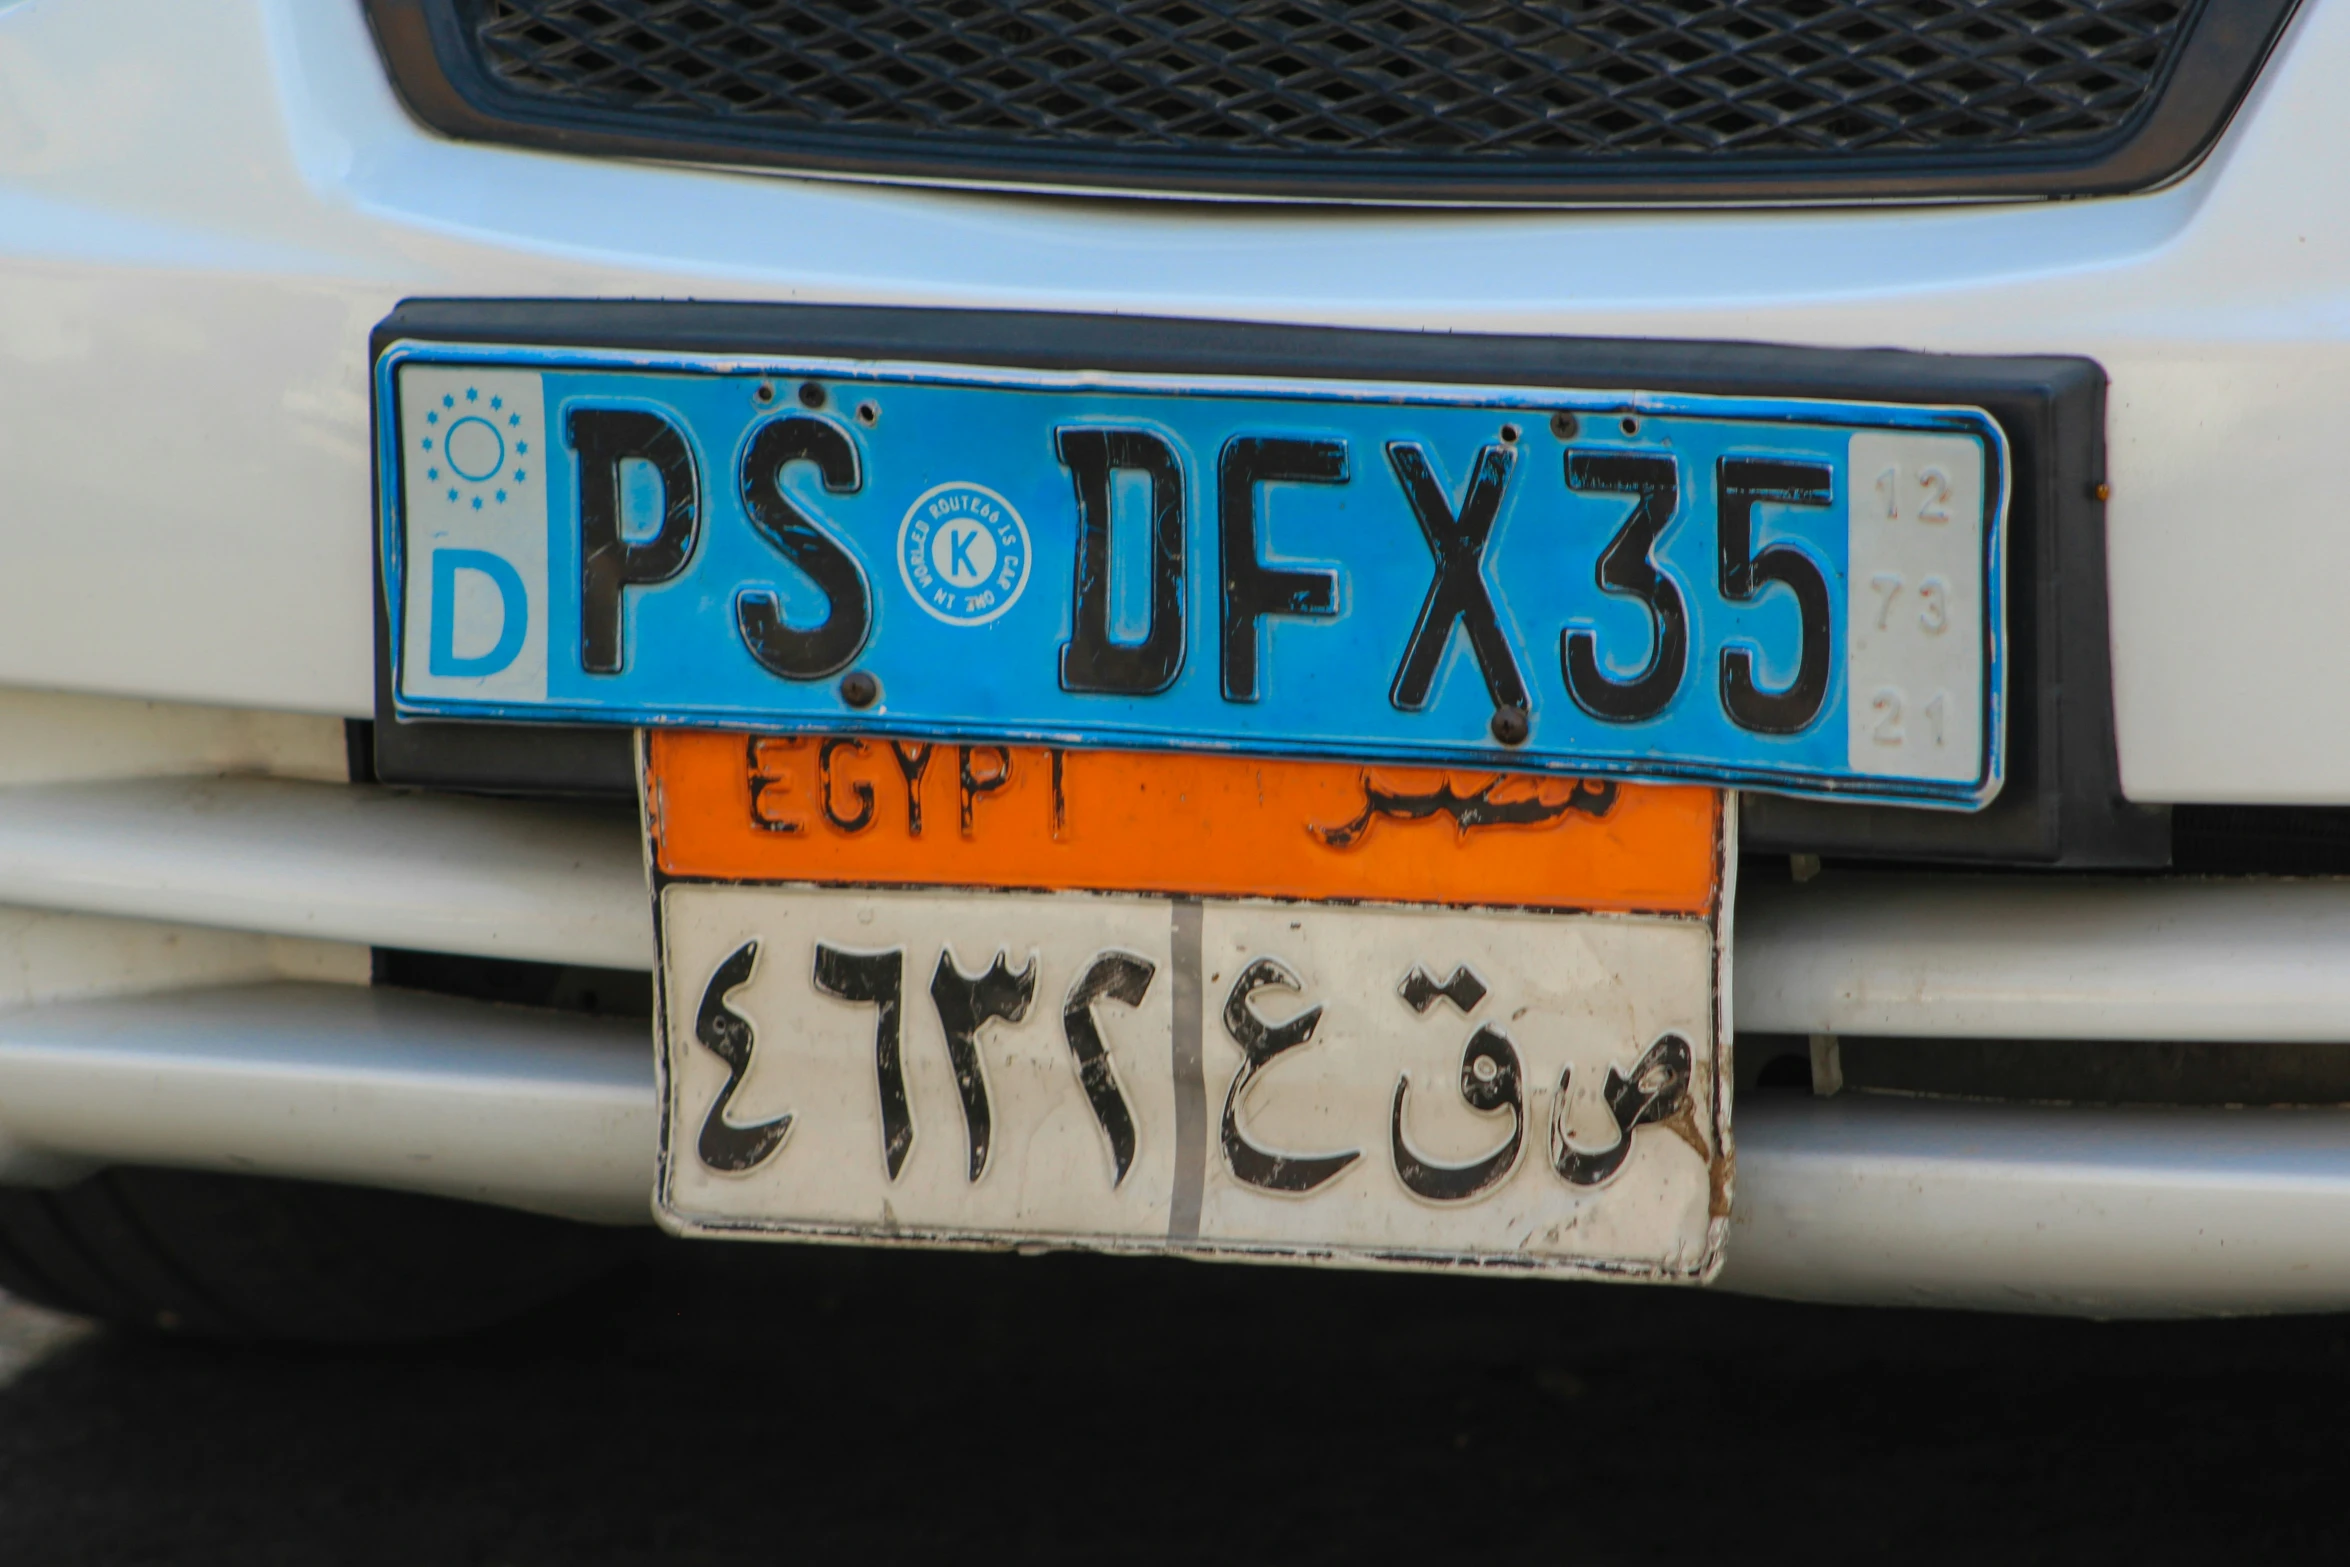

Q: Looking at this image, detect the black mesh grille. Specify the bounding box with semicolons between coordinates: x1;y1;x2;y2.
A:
467;0;2198;164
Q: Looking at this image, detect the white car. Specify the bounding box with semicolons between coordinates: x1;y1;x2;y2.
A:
0;0;2334;1337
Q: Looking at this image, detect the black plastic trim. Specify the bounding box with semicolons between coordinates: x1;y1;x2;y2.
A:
1743;1032;2350;1108
370;299;2164;868
357;0;2302;206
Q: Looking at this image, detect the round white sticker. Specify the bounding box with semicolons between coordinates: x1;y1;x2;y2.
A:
896;481;1032;627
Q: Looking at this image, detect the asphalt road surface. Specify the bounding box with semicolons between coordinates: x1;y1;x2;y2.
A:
0;1239;2344;1564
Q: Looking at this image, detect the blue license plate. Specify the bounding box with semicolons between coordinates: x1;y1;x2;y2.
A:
377;341;2006;807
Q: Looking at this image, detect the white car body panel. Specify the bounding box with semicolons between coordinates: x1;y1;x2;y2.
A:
0;0;2341;800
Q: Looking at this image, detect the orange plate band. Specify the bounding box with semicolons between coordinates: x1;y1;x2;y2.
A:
647;730;1719;917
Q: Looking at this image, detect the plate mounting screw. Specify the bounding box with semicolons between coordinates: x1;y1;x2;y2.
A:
839;670;880;709
798;381;826;409
1490;705;1531;746
1550;412;1578;440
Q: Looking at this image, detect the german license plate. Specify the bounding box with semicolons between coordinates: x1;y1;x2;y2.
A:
378;342;2006;807
645;732;1732;1280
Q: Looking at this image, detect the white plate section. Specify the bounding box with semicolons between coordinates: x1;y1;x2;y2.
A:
396;366;552;705
654;884;1726;1281
1844;430;1989;784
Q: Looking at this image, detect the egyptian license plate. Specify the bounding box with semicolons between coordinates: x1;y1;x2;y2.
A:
645;731;1732;1279
378;342;2006;807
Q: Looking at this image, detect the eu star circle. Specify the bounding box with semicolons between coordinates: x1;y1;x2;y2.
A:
415;384;531;513
444;416;504;481
897;481;1031;627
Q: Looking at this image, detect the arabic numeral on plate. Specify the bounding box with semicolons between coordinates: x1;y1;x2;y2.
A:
1918;575;1949;634
1916;465;1954;523
1866;571;1950;638
690;940;794;1174
1923;690;1946;747
1874;462;1954;524
1061;951;1156;1188
811;944;913;1179
928;947;1039;1183
1870;686;1905;746
1560;452;1687;723
1716;457;1833;736
1870;571;1903;630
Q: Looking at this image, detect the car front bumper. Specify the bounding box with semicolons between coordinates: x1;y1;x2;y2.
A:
7;0;2350;1314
